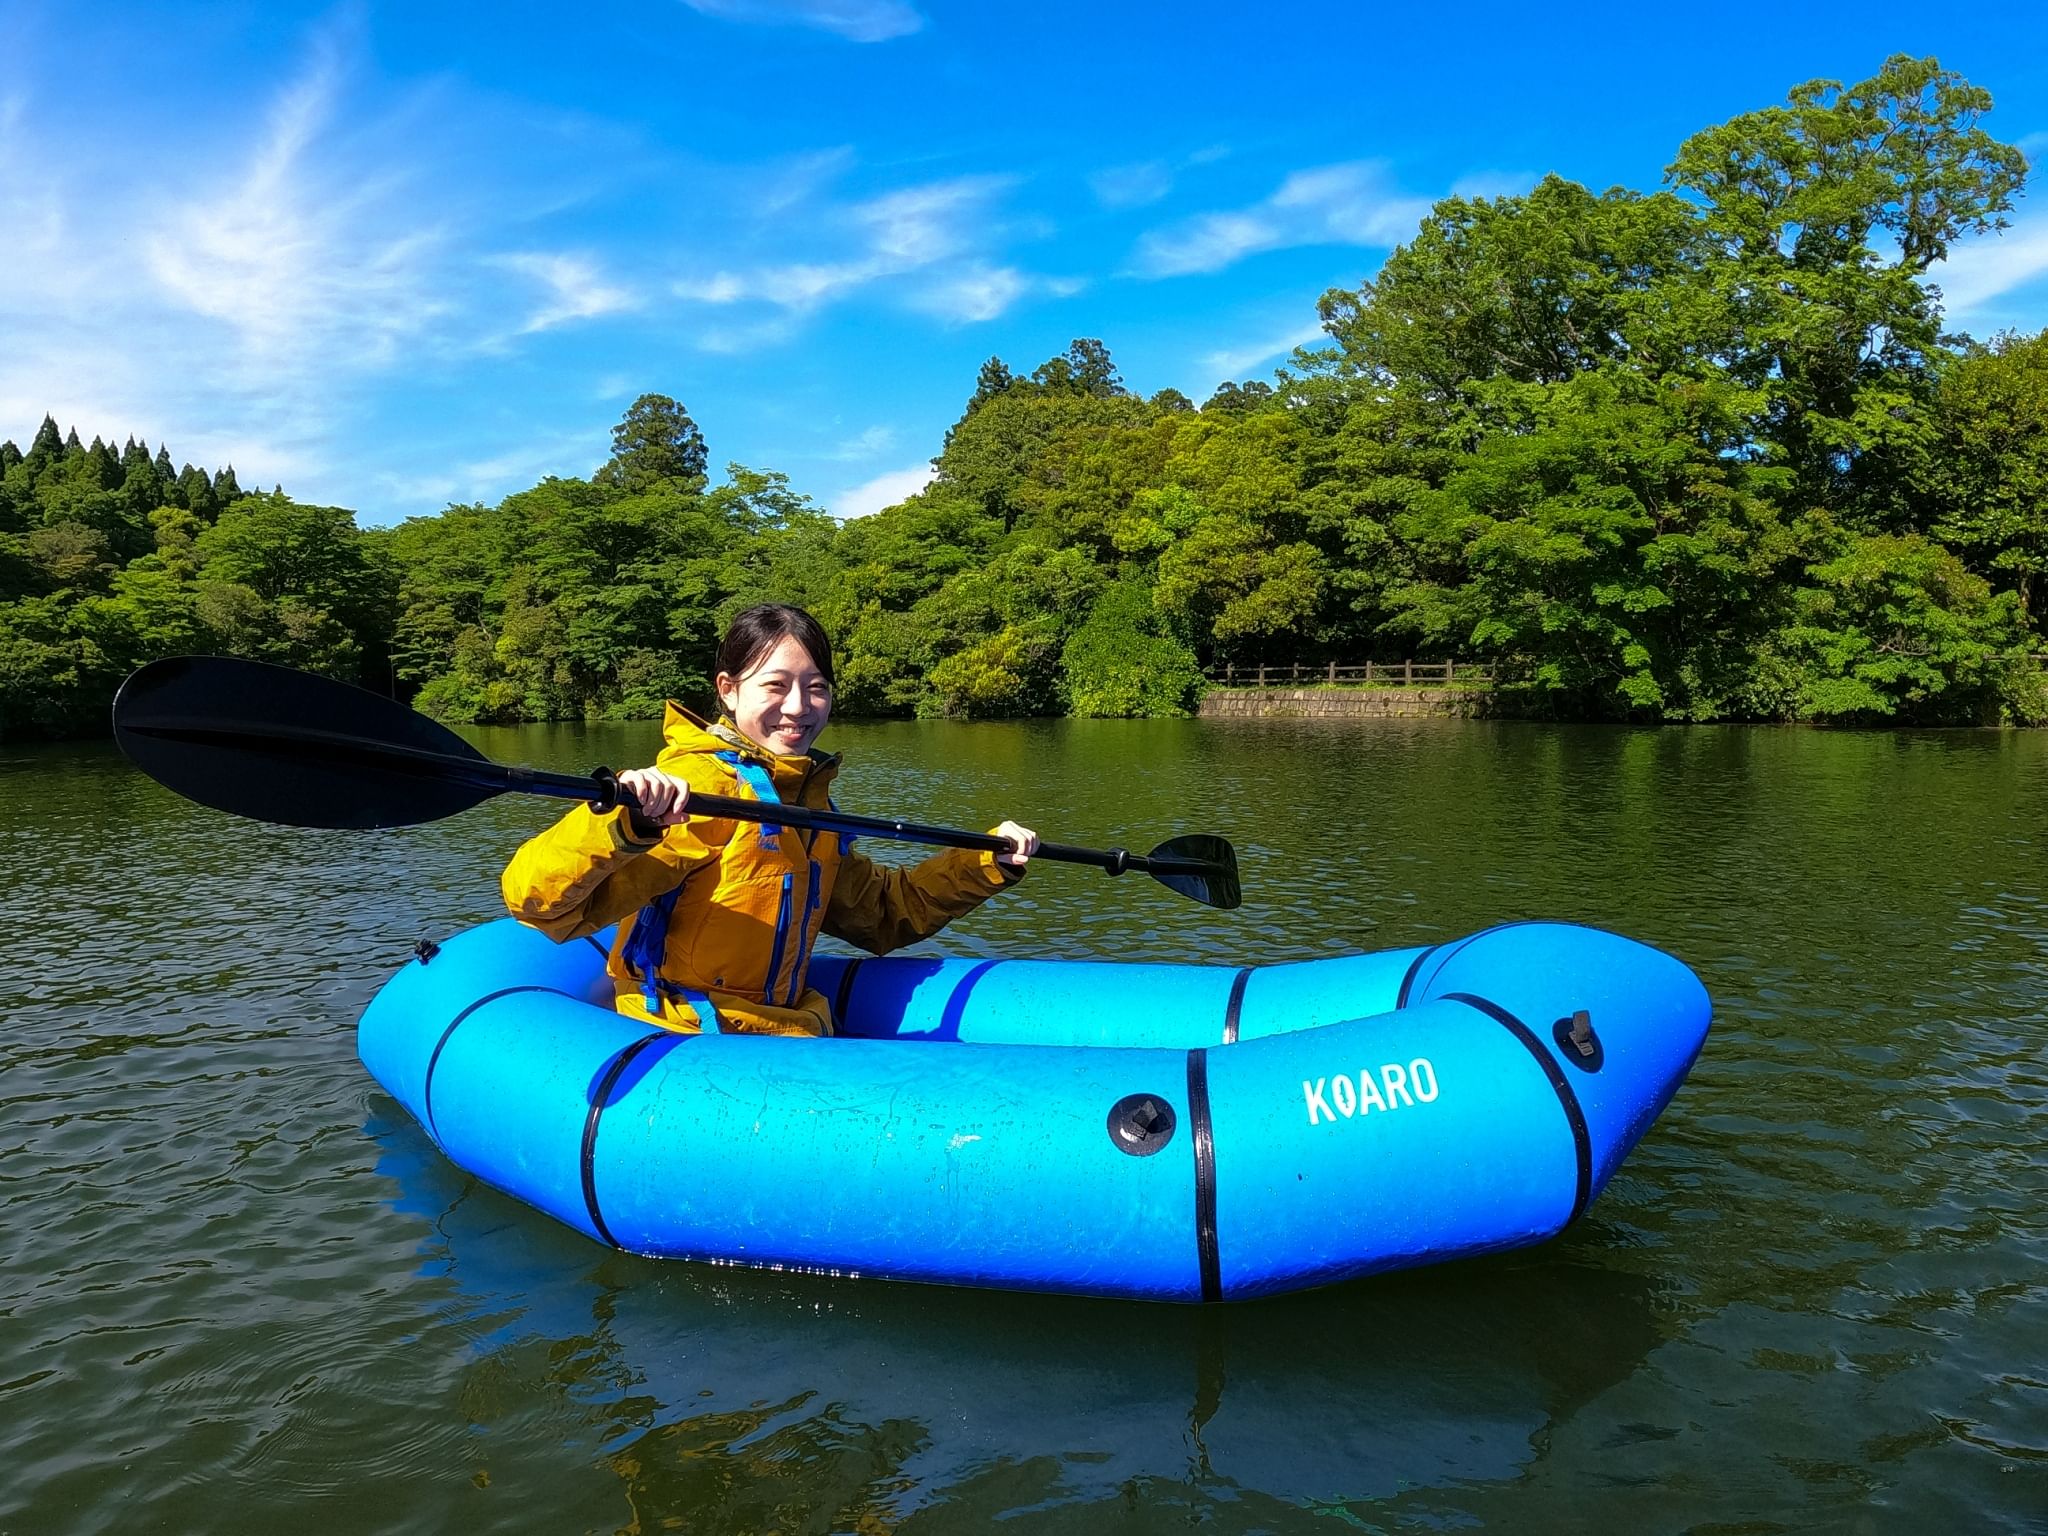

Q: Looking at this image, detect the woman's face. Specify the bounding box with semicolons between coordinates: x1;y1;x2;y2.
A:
717;633;833;757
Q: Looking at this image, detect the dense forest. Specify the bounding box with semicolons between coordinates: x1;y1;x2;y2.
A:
5;55;2046;740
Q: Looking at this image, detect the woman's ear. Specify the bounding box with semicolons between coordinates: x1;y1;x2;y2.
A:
714;672;737;714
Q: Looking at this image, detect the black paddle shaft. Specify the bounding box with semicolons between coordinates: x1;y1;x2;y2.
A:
585;770;1216;881
111;656;1241;907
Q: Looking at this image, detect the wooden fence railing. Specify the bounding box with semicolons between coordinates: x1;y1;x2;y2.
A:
1210;655;2048;689
1205;660;1495;688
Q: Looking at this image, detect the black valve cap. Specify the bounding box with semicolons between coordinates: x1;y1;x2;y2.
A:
1107;1093;1178;1156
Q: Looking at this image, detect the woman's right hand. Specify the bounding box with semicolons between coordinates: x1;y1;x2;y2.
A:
616;767;691;833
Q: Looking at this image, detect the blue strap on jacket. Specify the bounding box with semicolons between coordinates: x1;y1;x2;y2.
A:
717;751;781;847
620;886;720;1033
618;750;785;1035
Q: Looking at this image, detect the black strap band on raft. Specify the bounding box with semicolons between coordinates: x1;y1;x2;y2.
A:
1444;992;1594;1225
1222;968;1252;1045
580;1033;675;1249
421;986;567;1151
833;959;865;1030
1185;1048;1223;1303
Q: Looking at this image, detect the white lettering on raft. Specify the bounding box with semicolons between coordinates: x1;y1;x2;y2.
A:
1302;1059;1440;1125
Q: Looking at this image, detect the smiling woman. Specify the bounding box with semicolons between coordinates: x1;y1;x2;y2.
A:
500;602;1041;1036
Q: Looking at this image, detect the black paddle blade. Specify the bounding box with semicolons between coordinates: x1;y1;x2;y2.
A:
1145;834;1242;911
113;656;501;830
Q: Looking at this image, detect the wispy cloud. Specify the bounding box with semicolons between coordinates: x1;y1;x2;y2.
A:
903;262;1031;323
679;0;923;42
0;27;639;512
673;173;1058;325
1928;212;2048;325
370;429;601;516
1087;145;1234;211
831;462;933;519
492;252;638;334
1133;159;1460;277
0;34;477;501
143;40;449;372
1198;321;1328;384
826;424;898;460
1090;161;1174;209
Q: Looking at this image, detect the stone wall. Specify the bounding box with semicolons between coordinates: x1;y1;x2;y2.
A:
1198;687;1489;719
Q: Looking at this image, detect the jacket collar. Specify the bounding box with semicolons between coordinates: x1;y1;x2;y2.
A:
660;701;842;795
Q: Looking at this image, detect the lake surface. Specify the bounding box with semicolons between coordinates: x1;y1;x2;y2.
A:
3;716;2044;1533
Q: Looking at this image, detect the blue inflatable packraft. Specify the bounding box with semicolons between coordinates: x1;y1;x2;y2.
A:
357;919;1710;1301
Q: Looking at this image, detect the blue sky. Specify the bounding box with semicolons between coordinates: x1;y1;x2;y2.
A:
4;1;2047;526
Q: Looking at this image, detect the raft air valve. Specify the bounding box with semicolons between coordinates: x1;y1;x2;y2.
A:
1553;1009;1603;1071
1106;1093;1178;1155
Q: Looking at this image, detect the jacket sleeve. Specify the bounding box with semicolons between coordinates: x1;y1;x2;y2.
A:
501;778;736;943
821;839;1023;957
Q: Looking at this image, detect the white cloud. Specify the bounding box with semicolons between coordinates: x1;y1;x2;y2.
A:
1090;161;1174;209
679;0;923;42
675;271;751;304
904;262;1030;323
1089;146;1238;211
1926;212;2048;326
1198;321;1329;384
1133;159;1446;277
0;39;468;500
0;27;687;511
0;25;712;519
492;252;637;333
367;429;600;521
827;424;897;460
831;463;934;520
143;42;449;372
671;173;1051;326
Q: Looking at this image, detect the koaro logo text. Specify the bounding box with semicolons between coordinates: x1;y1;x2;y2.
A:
1302;1060;1439;1125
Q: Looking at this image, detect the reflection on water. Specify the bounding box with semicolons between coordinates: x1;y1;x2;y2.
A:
2;719;2045;1532
370;1099;1669;1529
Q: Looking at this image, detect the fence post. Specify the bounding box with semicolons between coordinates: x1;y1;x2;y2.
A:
1256;664;1267;687
1225;662;1234;684
1327;659;1337;684
1365;660;1374;684
1403;658;1413;686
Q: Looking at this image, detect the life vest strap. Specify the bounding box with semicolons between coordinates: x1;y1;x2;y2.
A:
717;750;782;847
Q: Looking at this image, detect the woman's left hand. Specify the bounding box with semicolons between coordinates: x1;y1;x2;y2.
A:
993;821;1039;868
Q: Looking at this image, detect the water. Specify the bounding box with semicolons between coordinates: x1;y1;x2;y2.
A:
3;718;2044;1532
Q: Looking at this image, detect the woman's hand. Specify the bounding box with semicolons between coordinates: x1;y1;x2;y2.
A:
617;767;691;834
993;820;1039;868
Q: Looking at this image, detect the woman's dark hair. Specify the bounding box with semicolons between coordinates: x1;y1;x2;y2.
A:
715;603;835;689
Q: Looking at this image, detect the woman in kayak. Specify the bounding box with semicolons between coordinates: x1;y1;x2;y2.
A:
502;603;1038;1036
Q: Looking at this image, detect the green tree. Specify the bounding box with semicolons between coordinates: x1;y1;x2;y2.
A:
599;394;709;493
1914;330;2048;630
1760;526;2039;722
1666;54;2026;512
1061;580;1205;717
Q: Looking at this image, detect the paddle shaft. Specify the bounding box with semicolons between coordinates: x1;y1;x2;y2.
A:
120;712;1211;879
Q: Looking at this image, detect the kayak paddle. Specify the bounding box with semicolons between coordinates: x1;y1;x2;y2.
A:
111;656;1242;910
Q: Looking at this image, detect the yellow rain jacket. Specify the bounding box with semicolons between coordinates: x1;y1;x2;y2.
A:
501;704;1023;1036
